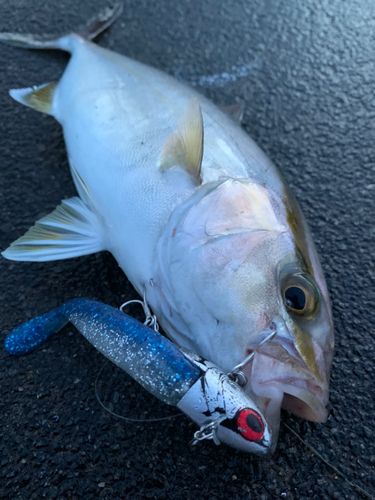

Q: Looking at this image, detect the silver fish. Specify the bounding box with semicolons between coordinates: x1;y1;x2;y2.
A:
0;4;334;450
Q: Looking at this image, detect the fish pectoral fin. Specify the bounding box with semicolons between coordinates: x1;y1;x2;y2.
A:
220;100;245;125
159;97;203;185
9;82;58;115
2;197;106;262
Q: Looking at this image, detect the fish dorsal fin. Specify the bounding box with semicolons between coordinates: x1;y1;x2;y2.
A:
9;82;58;115
1;197;106;262
220;100;245;125
159;98;204;185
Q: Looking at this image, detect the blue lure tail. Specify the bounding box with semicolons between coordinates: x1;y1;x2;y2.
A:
5;299;200;405
5;307;69;355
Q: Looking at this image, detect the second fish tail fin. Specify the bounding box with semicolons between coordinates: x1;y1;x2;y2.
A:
0;2;123;53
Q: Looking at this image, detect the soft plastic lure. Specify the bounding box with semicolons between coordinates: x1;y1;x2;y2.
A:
5;299;271;454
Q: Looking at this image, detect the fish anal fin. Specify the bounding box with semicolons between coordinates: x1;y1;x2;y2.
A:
9;82;58;115
2;197;106;262
159;98;203;185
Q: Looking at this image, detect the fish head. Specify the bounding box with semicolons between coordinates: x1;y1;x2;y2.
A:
241;257;334;448
155;178;334;448
177;350;272;454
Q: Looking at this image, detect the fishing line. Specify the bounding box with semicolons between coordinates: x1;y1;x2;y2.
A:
94;360;182;423
95;296;181;422
283;422;374;500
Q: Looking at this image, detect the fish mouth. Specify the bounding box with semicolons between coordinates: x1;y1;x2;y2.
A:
256;374;328;421
243;333;329;446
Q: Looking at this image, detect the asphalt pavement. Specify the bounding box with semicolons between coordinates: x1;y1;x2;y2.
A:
0;1;374;499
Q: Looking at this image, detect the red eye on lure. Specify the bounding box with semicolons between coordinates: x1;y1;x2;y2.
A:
236;408;264;441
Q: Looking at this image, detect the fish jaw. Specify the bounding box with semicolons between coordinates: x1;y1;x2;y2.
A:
242;319;331;445
249;348;328;420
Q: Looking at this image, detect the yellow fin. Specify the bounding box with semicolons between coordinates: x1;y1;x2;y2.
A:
1;197;105;262
159;98;204;184
9;82;58;115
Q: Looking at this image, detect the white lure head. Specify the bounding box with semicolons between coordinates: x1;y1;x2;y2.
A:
177;349;271;454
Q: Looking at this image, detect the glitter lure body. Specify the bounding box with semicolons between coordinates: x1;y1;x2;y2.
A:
5;299;271;454
5;299;200;405
1;5;334;450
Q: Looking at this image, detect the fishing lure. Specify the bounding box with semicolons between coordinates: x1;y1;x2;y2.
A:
5;299;272;454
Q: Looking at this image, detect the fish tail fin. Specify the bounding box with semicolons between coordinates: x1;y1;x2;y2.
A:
0;2;123;53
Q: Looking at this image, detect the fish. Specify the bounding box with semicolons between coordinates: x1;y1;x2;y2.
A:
0;4;334;450
4;298;272;454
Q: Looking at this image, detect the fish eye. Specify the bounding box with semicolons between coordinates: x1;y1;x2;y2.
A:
236;408;264;441
282;273;319;317
285;286;306;311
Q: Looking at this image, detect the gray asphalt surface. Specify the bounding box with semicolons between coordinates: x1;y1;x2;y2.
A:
0;1;374;499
